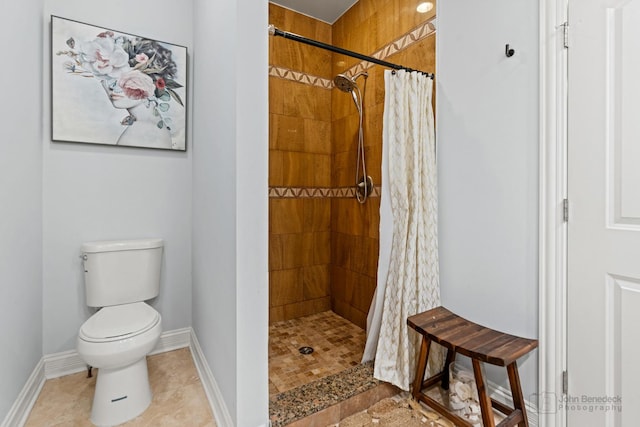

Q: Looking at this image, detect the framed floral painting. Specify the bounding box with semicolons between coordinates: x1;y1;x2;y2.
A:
51;16;188;151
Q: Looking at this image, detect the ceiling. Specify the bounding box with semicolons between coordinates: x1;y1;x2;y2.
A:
269;0;359;24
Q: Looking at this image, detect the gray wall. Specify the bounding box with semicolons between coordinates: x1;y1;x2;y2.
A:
0;0;44;417
192;0;269;425
437;0;539;398
42;0;194;354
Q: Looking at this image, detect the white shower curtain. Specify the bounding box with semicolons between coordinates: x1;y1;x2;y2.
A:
362;70;442;391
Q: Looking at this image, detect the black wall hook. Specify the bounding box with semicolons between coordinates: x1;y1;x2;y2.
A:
505;44;515;57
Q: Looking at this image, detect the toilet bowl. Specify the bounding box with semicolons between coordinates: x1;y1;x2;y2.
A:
77;238;164;426
77;302;162;426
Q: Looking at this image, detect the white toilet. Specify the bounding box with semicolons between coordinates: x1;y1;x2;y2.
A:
77;238;163;427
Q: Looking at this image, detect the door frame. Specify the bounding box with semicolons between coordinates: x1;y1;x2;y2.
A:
539;0;569;426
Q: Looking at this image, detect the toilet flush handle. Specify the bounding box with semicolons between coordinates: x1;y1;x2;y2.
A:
80;254;88;272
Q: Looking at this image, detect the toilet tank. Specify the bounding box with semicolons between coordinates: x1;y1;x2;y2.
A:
81;238;163;307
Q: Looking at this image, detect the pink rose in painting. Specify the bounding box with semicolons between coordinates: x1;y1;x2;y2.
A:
155;77;166;90
79;37;130;79
117;70;155;100
135;53;149;63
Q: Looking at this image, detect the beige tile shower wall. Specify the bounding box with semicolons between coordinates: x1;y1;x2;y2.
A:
330;0;436;328
269;4;333;323
268;1;436;326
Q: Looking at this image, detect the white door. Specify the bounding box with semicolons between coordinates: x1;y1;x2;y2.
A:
568;0;640;425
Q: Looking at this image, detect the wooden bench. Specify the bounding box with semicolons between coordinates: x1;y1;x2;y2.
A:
407;306;538;427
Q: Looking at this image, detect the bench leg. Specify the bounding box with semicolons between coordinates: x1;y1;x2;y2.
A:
472;359;495;427
412;336;431;398
441;348;456;390
507;362;529;427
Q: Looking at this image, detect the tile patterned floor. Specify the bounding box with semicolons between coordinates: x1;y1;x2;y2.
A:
27;312;437;426
335;391;508;427
25;348;216;427
269;310;367;396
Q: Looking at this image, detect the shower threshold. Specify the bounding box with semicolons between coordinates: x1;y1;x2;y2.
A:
269;361;399;427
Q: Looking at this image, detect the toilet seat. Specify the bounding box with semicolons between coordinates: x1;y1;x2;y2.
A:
79;302;160;343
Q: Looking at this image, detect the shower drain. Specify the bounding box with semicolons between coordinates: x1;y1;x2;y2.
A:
298;346;314;355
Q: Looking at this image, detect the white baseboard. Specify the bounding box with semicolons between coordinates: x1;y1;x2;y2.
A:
0;359;45;427
43;350;86;379
44;327;191;379
2;328;193;427
189;329;233;427
489;380;539;427
149;327;191;356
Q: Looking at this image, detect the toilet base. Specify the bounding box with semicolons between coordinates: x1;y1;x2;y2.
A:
91;357;152;426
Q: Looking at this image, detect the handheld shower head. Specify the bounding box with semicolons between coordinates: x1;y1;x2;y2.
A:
333;72;371;203
334;71;368;113
334;74;356;93
333;72;369;93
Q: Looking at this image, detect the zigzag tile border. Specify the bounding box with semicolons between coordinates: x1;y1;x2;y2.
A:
269;186;381;199
346;18;436;78
269;66;333;89
269;17;436;87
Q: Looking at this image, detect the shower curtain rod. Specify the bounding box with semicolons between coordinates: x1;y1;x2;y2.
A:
268;25;434;79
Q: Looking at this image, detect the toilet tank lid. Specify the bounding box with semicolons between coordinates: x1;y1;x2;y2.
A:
82;238;164;253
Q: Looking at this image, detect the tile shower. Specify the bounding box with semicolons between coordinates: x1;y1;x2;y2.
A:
268;0;436;421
